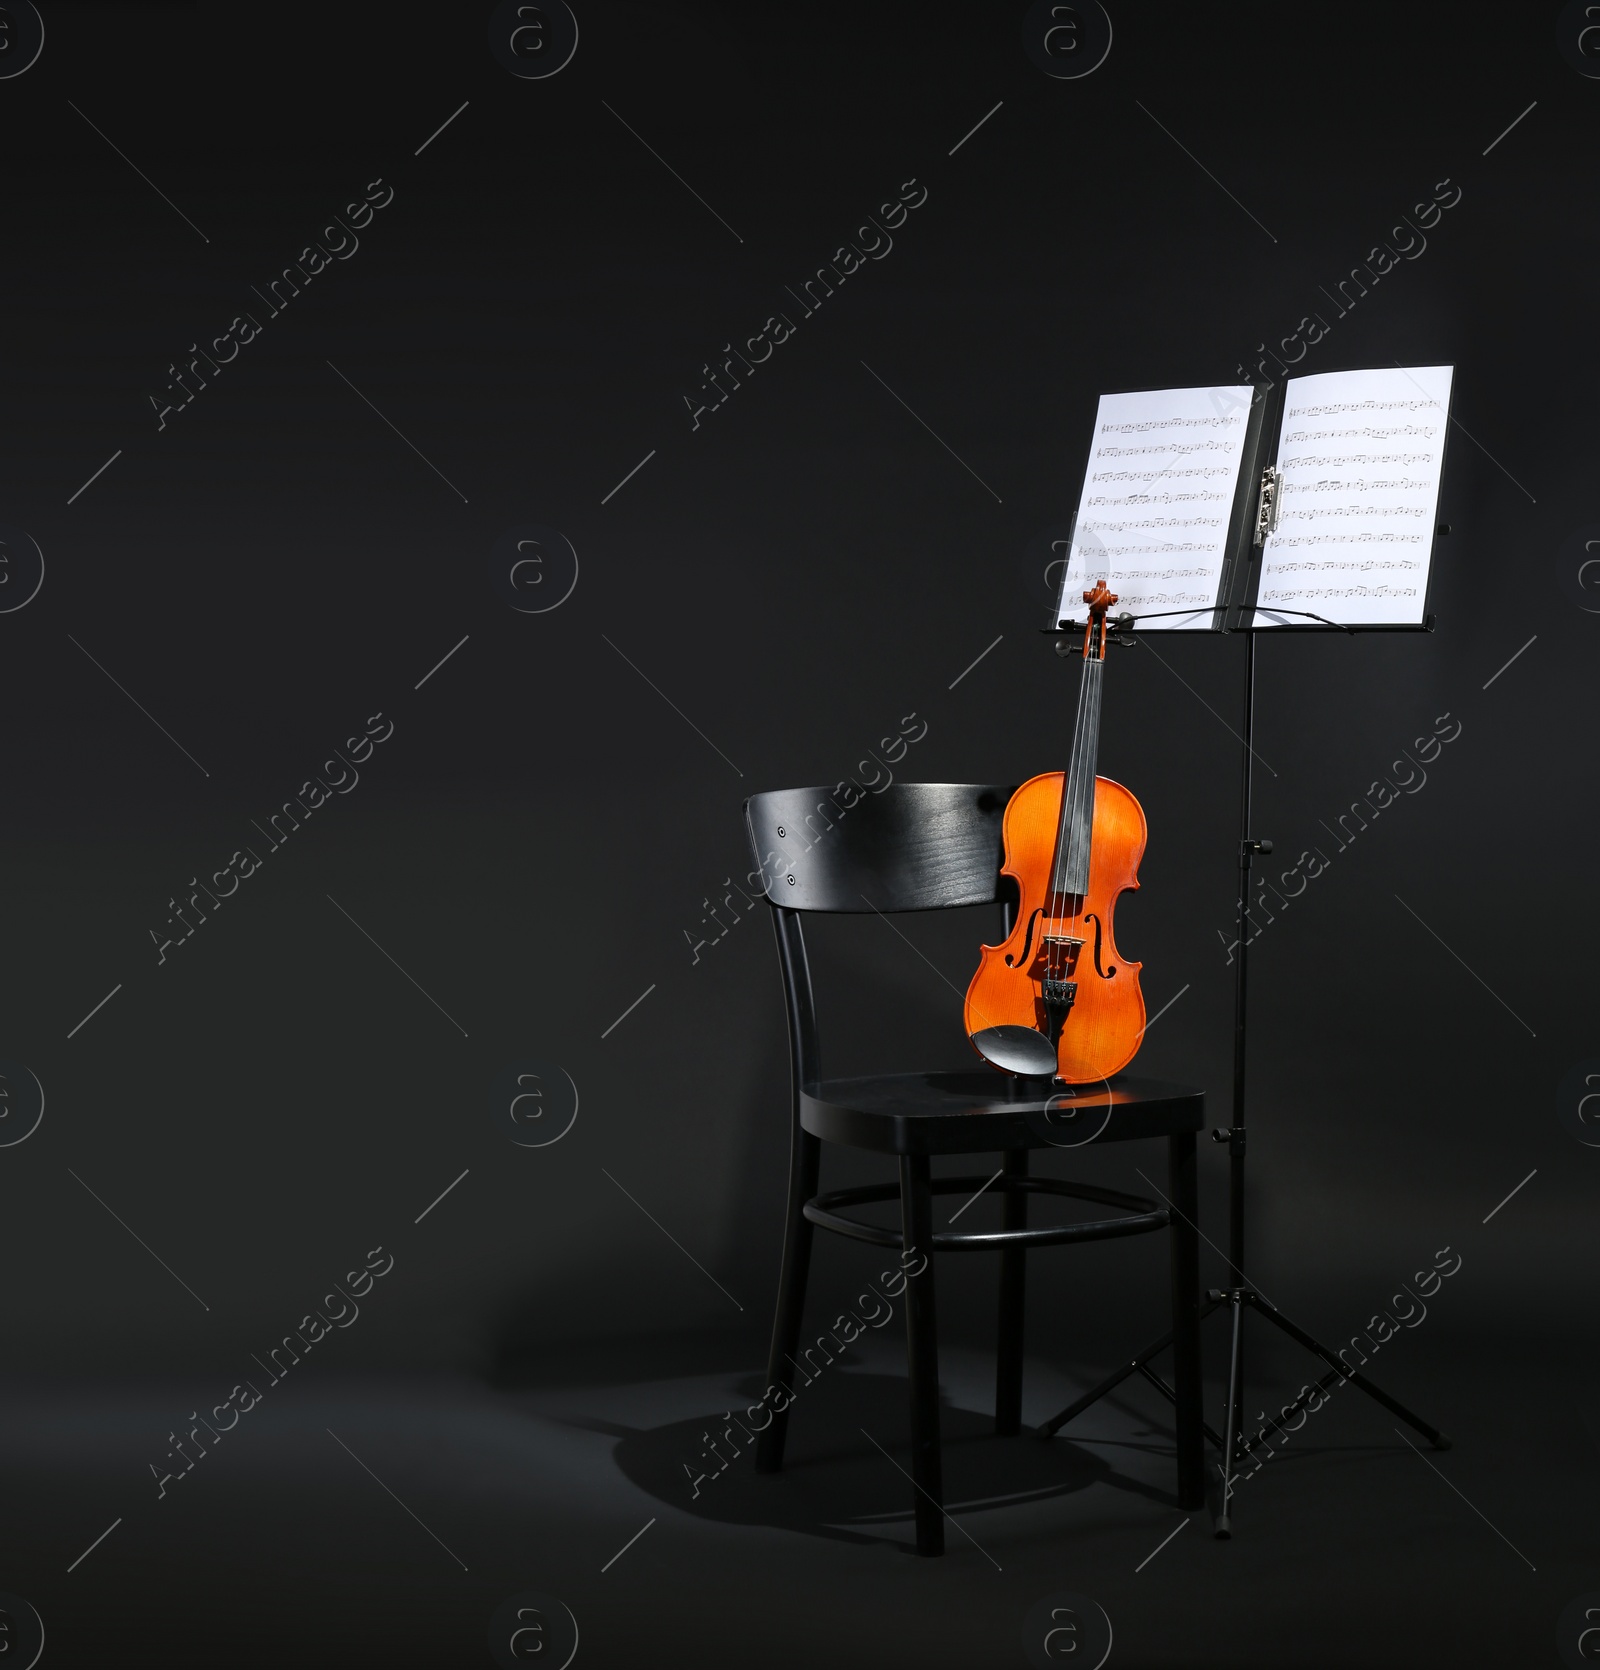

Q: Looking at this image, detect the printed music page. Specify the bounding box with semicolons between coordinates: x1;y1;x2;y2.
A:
1058;384;1254;631
1254;364;1453;627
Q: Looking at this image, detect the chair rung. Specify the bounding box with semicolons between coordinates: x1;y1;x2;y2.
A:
803;1175;1169;1252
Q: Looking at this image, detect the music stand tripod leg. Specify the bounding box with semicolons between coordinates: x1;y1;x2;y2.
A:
1242;1292;1451;1449
1214;1292;1244;1538
1033;1329;1173;1439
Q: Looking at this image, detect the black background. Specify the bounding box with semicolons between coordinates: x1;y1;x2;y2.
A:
3;2;1597;1665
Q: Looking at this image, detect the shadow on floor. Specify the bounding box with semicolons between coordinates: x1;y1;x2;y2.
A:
553;1363;1183;1550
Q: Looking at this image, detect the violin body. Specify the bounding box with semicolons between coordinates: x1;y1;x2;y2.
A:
964;768;1146;1084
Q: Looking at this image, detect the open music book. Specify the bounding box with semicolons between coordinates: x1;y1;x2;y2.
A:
1056;365;1454;631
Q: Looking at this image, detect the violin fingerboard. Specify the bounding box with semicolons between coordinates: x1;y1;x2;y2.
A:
1054;778;1096;896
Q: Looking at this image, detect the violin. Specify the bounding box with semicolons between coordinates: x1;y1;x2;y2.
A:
964;580;1146;1084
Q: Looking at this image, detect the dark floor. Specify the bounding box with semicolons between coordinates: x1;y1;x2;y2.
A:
5;1324;1591;1667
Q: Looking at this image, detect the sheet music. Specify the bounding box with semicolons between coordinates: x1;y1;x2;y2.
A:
1254;365;1452;627
1058;384;1254;631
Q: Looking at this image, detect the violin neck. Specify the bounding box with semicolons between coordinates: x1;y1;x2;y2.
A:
1050;650;1104;898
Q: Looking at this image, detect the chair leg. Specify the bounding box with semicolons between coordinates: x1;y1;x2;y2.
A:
756;1129;821;1474
1168;1131;1204;1510
994;1148;1028;1435
899;1153;944;1555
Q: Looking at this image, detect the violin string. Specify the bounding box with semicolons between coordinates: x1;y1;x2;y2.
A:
1050;632;1093;931
1055;661;1088;955
1064;660;1086;909
1075;657;1102;901
1078;641;1106;890
1049;639;1086;907
1073;646;1102;899
1057;628;1100;935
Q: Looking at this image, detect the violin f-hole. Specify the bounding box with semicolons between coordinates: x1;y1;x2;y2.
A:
1085;911;1116;978
1006;907;1043;968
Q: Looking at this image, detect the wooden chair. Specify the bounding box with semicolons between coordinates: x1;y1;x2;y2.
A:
745;781;1205;1555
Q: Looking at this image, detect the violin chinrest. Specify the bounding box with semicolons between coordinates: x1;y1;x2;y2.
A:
969;1024;1060;1077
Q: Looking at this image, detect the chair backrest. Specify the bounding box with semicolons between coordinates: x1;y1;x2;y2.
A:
743;783;1014;1091
744;782;1013;913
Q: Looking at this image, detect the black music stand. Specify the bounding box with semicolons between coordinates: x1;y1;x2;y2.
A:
1035;365;1456;1529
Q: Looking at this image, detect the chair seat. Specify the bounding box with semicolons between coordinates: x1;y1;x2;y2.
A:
799;1070;1204;1155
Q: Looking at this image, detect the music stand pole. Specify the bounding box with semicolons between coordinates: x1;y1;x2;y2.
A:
1213;626;1259;1532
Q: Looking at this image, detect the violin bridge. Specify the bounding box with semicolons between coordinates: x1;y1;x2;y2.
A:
1035;926;1083;1051
1031;932;1084;980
